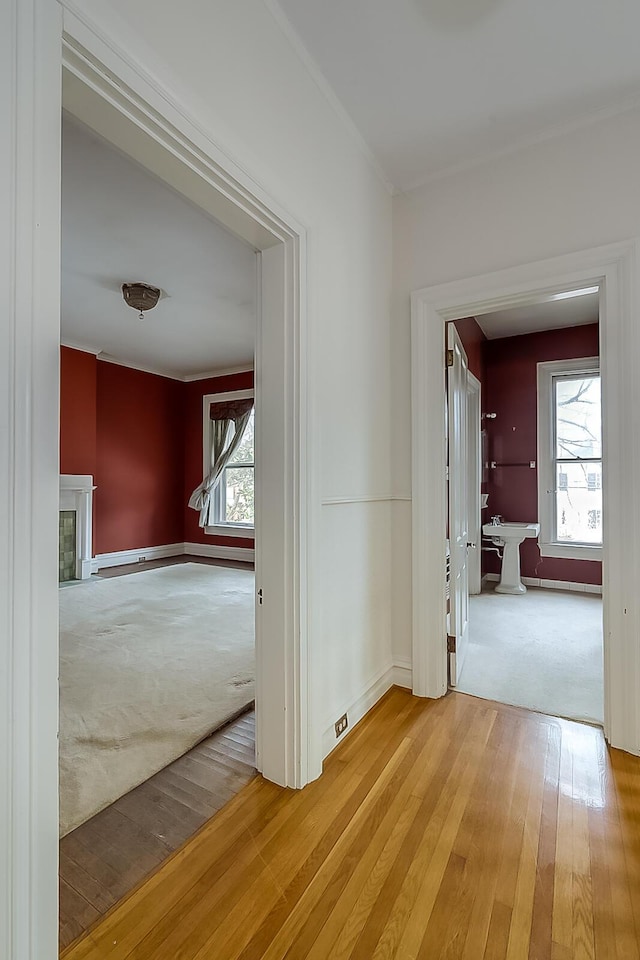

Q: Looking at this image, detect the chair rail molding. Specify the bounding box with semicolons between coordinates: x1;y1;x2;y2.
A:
411;240;640;759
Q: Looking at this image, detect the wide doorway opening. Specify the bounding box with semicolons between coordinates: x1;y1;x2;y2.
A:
446;288;604;725
57;42;308;952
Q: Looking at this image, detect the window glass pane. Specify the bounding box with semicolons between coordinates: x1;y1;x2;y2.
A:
555;375;601;459
556;462;602;544
224;466;254;524
228;408;254;464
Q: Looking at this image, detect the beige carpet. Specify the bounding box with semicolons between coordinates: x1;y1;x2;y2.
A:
457;586;603;724
59;562;254;836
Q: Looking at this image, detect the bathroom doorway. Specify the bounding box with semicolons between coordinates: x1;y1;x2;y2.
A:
446;288;604;725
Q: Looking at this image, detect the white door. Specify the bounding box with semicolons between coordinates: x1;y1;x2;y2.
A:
447;324;470;685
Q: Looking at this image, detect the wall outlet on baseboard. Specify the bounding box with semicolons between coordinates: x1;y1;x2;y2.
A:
335;713;348;738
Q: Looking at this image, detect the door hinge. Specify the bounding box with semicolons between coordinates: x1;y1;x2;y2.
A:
446;349;454;368
447;635;456;654
257;588;263;606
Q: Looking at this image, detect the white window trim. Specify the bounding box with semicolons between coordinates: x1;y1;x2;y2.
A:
201;387;255;536
537;357;602;561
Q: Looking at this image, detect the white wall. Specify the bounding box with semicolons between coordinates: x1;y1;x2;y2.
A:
392;105;640;663
71;0;394;748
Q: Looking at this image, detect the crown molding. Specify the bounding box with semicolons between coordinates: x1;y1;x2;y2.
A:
61;341;253;382
182;363;254;381
60;338;102;355
400;95;640;196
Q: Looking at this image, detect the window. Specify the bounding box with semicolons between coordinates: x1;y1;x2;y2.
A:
537;358;602;560
201;388;255;535
215;407;254;527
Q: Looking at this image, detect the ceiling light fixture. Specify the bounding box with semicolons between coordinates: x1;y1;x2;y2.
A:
550;285;599;302
122;282;161;321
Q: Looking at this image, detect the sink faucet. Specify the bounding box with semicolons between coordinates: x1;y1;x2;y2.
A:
490;515;503;525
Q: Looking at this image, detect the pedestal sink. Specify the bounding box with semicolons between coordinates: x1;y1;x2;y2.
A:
482;521;541;595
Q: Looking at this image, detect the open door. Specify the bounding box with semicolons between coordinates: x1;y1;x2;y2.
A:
447;323;470;685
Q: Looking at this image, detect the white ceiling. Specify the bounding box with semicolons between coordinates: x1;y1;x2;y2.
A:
476;291;599;340
61;116;257;379
274;0;640;191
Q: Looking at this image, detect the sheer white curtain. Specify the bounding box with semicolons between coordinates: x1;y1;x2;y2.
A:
188;398;253;527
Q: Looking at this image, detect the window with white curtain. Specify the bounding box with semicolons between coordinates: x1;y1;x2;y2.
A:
214;406;254;527
201;388;255;535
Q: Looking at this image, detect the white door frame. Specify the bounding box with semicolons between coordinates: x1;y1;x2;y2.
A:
411;240;640;758
466;372;482;596
2;4;313;957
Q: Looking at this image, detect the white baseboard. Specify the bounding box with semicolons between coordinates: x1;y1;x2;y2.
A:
391;657;413;689
483;572;602;595
322;659;413;760
185;541;255;564
94;542;184;571
94;540;255;572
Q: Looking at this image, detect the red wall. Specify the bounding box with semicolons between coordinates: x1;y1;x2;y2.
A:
60;347;254;556
60;347;97;477
483;324;601;585
183;371;254;549
453;317;486;383
95;363;184;554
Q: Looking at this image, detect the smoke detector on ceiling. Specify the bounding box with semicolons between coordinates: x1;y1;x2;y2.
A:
121;282;162;321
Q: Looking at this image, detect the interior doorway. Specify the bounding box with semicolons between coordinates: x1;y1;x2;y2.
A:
57;108;266;948
410;240;640;767
9;20;315;958
446;292;604;725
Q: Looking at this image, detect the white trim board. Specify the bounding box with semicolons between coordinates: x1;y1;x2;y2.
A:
185;542;255;564
92;541;256;572
61;339;255;383
483;573;602;595
320;662;412;761
411;240;640;759
93;542;184;571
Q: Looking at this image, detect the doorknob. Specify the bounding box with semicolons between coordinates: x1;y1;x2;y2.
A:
467;542;476;549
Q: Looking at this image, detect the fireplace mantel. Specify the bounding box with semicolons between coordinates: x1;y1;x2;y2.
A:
59;475;95;580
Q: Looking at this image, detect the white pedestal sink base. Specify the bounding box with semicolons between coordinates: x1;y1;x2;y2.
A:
482;521;541;597
495;537;527;595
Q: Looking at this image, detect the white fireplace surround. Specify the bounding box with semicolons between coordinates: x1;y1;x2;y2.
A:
59;475;95;580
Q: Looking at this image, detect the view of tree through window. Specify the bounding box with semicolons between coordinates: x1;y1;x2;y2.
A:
554;374;601;545
221;408;254;524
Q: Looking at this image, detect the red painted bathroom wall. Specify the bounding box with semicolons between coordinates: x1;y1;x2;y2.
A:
95;362;185;554
60;346;97;477
483;323;601;585
183;370;255;549
453;317;486;383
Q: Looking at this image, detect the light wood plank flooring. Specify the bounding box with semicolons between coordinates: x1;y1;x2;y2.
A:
61;688;640;960
59;710;256;951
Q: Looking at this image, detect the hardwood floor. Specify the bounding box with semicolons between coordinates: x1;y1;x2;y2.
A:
60;687;640;959
59;710;256;951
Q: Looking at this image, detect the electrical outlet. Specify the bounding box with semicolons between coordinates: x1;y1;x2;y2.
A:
138;555;146;562
335;713;348;738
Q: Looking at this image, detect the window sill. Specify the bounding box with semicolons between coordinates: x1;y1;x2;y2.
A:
539;542;602;562
205;524;254;539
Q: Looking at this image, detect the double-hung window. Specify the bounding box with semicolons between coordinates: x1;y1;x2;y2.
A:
537;358;602;560
202;389;255;535
215;406;254;527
